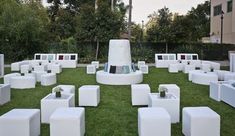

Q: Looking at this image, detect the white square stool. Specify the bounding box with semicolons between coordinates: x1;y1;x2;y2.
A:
182;107;220;136
0;109;40;136
79;85;100;106
4;73;21;84
41;73;57;86
50;107;85;136
138;61;145;69
20;64;32;74
168;64;179;73
32;71;47;82
87;65;96;74
50;64;62;74
0;84;11;105
183;64;195;74
138;107;171;136
139;65;149;74
91;61;99;69
159;84;180;98
131;84;151;106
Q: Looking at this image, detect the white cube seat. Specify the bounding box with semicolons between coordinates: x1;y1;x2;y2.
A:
50;107;85;136
87;65;96;74
32;71;47;82
41;93;75;123
131;84;151;106
168;64;179;73
138;61;145;69
20;64;32;74
182;107;220;136
4;73;21;84
0;109;40;136
52;85;75;95
79;85;100;106
188;70;203;81
138;107;171;136
139;65;149;74
91;61;99;69
220;84;235;107
48;63;62;74
11;61;29;71
215;70;231;81
209;81;231;101
41;73;56;86
10;76;36;89
159;84;180;98
148;93;180;123
0;84;11;105
224;73;235;81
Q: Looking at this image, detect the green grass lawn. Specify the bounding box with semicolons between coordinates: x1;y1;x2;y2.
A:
0;67;235;136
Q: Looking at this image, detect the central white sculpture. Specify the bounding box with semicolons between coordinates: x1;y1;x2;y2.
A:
96;39;143;85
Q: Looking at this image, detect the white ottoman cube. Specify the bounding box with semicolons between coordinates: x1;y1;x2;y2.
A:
41;93;75;123
32;71;47;82
139;65;149;74
182;107;220;136
0;84;11;105
138;107;171;136
0;109;40;136
20;64;32;74
131;84;151;106
215;70;231;81
41;73;57;86
10;76;36;89
4;73;21;84
50;107;85;136
148;93;180;123
49;64;62;74
52;85;75;95
79;85;100;106
91;61;99;69
87;65;96;74
224;73;235;81
159;84;180;98
138;61;145;69
168;64;179;73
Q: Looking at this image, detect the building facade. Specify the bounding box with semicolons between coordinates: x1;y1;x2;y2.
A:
210;0;235;44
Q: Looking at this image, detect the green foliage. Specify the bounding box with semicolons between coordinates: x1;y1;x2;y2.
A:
0;0;49;61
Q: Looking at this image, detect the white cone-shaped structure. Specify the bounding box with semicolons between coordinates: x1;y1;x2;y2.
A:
96;39;143;85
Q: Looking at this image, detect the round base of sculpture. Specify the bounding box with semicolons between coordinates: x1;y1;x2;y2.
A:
96;70;143;85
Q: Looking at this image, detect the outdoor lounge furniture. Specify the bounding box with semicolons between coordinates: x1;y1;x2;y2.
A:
50;107;85;136
138;61;145;69
224;73;235;81
191;72;218;85
34;53;56;62
41;73;57;86
159;84;180;98
188;70;203;81
11;60;29;71
48;63;62;74
183;64;196;74
10;76;36;89
32;71;47;82
79;85;100;107
182;107;220;136
20;64;32;74
138;107;171;136
148;93;180;123
201;63;211;72
215;70;231;81
210;81;232;101
54;54;78;68
41;93;75;123
52;85;75;95
0;109;40;136
33;65;47;71
177;53;201;68
131;84;151;106
155;53;177;68
202;61;220;70
168;64;179;73
139;64;149;74
91;61;99;69
220;84;235;107
87;64;96;74
0;84;10;105
4;73;21;84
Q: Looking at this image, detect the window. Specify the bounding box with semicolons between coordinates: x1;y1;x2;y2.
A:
214;4;222;16
227;0;233;13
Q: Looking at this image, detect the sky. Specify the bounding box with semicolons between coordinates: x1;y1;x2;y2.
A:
122;0;207;24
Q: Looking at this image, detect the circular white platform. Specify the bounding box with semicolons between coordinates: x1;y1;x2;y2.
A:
96;70;143;85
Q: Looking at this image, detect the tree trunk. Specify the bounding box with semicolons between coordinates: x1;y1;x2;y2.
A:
128;0;132;40
95;39;99;60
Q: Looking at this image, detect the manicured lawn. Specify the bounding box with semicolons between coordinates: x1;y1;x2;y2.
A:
0;67;235;136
